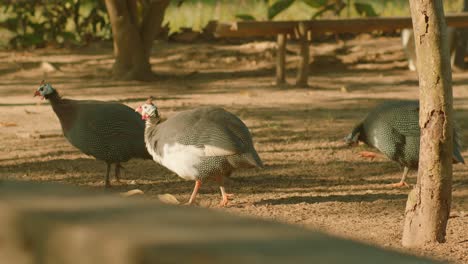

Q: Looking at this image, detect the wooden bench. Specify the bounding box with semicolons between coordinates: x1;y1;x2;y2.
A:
211;13;468;86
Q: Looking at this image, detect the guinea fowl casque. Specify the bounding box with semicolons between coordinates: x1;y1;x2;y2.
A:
34;82;151;187
345;100;465;187
136;97;263;206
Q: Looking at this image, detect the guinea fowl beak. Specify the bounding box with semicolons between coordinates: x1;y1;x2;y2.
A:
33;90;40;97
135;106;142;113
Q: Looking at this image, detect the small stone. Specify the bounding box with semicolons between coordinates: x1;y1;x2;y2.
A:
157;193;180;205
120;189;144;197
40;61;57;72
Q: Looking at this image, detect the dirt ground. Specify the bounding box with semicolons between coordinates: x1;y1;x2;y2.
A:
0;35;467;263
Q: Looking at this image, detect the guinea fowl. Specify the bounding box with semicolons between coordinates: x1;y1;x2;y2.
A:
136;97;263;206
34;82;151;187
345;100;465;187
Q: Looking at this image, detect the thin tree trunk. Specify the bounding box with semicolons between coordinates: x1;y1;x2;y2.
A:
295;22;309;87
105;0;170;81
276;33;286;85
402;0;454;247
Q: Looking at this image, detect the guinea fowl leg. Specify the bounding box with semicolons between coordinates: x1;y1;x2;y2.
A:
216;175;234;207
388;167;410;188
105;163;111;188
114;163;124;183
186;180;202;205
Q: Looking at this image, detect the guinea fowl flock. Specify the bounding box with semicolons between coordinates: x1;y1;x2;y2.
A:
34;82;466;206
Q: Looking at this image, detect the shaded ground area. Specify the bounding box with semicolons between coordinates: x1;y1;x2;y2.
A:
0;35;467;263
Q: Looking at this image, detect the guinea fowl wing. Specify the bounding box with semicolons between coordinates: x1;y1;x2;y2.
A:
365;101;420;167
386;102;420;138
154;107;247;156
70;101;148;161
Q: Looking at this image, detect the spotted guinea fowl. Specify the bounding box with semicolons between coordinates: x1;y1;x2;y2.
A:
34;82;151;187
136;97;263;206
345;100;464;187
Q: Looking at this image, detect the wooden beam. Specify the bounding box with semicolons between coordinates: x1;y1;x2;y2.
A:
214;13;468;38
0;181;441;264
296;22;309;87
276;33;286;85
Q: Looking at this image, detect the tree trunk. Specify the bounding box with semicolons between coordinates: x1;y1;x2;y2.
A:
105;0;170;81
402;0;454;247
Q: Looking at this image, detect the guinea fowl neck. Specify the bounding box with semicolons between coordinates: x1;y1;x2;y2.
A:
145;116;161;127
46;90;76;133
45;90;62;104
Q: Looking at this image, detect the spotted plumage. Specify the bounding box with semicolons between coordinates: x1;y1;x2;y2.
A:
346;100;464;186
35;83;151;187
137;99;262;206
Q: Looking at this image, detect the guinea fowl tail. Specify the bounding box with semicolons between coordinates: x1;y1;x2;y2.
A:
142;149;153;160
453;124;465;164
227;150;264;169
134;145;153;160
453;148;465;164
250;150;264;168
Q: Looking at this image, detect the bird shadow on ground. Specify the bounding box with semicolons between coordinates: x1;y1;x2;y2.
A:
254;193;408;205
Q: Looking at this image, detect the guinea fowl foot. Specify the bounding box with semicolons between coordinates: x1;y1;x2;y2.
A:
358;151;378;160
387;181;410;188
219;193;234;207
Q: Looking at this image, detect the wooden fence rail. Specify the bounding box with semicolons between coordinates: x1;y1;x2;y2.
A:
211;13;468;86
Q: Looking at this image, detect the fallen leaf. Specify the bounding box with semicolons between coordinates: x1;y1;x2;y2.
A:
0;122;17;127
34;133;62;139
24;109;38;114
120;189;144;197
15;132;31;138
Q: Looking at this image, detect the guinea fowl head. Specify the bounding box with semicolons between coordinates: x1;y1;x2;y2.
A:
136;96;160;121
344;123;364;146
34;81;56;99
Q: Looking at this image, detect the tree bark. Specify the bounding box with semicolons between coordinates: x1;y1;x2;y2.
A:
105;0;170;81
402;0;454;247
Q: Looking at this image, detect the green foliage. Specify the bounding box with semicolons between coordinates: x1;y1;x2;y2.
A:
268;0;295;20
242;0;378;21
235;14;257;21
1;0;110;48
302;0;328;8
354;2;378;17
